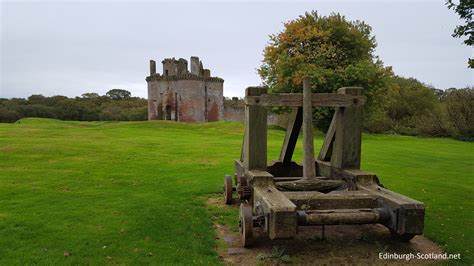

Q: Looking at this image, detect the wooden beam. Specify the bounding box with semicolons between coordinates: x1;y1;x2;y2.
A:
243;86;268;171
357;179;425;235
302;78;316;179
279;107;302;165
317;109;338;161
234;159;244;178
245;93;365;107
253;186;297;239
247;170;274;187
331;87;363;169
239;130;245;162
283;191;377;210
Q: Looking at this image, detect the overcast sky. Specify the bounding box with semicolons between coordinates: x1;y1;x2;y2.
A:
1;0;472;99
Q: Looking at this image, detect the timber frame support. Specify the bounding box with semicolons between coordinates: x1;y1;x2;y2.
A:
226;78;425;247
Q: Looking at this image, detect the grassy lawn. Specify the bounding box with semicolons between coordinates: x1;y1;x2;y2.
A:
0;118;472;264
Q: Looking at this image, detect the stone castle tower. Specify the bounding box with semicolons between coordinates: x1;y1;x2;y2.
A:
146;56;224;122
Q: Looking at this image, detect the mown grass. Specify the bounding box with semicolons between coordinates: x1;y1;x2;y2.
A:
0;118;472;264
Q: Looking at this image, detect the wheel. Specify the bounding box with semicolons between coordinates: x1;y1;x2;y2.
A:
224;175;233;205
239;203;253;247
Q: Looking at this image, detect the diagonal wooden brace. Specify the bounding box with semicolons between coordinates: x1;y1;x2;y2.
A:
279;107;302;165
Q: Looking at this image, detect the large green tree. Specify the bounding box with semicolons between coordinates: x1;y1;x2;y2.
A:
258;11;392;130
444;87;474;139
446;0;473;68
106;89;131;100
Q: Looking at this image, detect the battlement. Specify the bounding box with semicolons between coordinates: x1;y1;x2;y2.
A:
148;56;217;79
146;73;224;83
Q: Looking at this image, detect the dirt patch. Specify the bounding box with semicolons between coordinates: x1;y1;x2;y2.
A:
207;197;445;265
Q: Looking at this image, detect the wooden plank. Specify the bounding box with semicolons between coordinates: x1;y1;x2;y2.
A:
274;177;301;182
317;109;338;161
315;159;333;178
302;78;316;179
331;87;363;169
279;107;302;165
239;129;245;162
358;181;425;235
245;93;365;107
253;186;297;239
243;86;268;171
316;159;376;189
283;191;377;210
234;159;244;177
247;170;274;187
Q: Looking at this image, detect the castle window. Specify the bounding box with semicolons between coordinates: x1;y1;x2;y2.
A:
165;70;168;76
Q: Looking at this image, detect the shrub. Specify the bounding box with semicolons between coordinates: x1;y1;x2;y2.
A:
0;109;21;123
444;87;474;140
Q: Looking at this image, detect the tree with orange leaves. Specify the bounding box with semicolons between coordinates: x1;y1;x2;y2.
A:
259;11;392;130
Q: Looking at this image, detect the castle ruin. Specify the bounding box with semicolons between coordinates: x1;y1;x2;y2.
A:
146;56;224;122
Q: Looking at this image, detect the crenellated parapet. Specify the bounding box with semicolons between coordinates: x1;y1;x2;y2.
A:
146;73;224;83
146;56;223;82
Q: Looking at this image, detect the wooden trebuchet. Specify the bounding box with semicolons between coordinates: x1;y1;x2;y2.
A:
226;80;425;247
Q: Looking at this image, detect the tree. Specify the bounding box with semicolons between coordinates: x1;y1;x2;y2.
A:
446;0;474;68
365;76;447;135
444;87;474;139
106;89;131;100
258;11;392;130
0;108;21;123
81;92;100;99
27;94;46;104
17;104;56;119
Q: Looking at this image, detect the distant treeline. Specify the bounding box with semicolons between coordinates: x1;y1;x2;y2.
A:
0;89;148;122
1;83;473;140
264;76;473;141
362;77;473;141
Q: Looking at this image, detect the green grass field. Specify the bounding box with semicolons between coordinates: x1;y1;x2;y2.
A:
0;118;472;264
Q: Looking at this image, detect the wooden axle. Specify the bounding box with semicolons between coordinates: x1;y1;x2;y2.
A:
297;208;389;226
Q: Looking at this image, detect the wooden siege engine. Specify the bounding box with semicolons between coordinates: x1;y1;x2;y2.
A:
224;78;425;247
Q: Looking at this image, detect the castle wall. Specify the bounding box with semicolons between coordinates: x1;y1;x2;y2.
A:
147;78;223;122
205;82;223;122
223;107;245;121
147;56;224;122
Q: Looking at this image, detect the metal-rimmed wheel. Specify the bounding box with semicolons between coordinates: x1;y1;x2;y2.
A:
224;175;233;205
239;203;253;247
